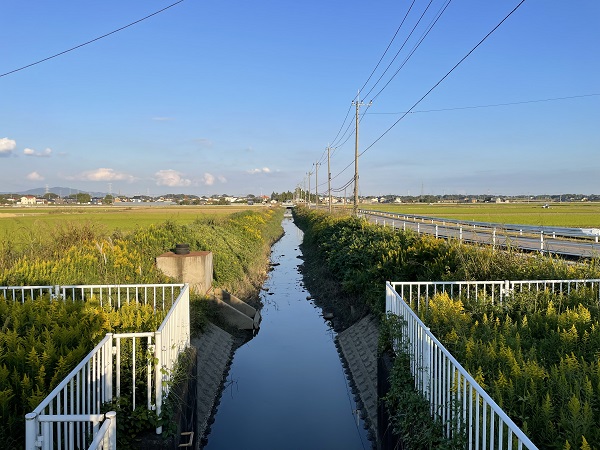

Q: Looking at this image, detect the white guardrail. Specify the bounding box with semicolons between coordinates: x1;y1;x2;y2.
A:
9;283;190;450
363;209;600;241
386;281;539;449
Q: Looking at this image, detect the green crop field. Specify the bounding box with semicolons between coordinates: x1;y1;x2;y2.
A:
0;204;264;236
360;202;600;228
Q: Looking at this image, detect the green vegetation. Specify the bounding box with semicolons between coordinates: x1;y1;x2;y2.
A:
0;296;166;448
0;205;262;242
294;207;600;449
0;208;283;448
420;289;600;449
362;202;600;228
294;208;599;314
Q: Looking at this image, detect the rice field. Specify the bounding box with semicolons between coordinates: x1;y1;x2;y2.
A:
360;202;600;228
0;204;264;235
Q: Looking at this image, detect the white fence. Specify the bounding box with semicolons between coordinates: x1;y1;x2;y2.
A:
392;279;600;313
386;281;538;450
17;283;190;450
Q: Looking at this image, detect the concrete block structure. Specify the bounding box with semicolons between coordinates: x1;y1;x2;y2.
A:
156;250;213;294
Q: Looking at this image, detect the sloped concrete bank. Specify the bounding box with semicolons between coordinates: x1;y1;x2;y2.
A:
191;324;235;449
335;315;379;444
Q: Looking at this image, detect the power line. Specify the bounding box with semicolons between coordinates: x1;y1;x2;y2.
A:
357;0;417;95
362;0;438;101
360;0;527;157
365;93;600;115
0;0;184;78
367;0;453;102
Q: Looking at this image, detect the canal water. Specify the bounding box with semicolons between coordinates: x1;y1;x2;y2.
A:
203;217;369;449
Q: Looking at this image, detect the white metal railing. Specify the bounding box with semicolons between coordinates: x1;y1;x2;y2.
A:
0;285;54;302
391;279;600;313
0;283;184;308
386;282;538;450
23;283;190;450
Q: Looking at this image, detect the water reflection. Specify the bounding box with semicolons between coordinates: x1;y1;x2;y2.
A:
203;218;369;450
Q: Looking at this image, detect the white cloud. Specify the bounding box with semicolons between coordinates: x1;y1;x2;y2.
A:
24;147;52;157
0;137;16;157
69;168;136;182
26;171;44;181
217;175;227;183
202;173;215;186
247;167;271;174
154;169;192;187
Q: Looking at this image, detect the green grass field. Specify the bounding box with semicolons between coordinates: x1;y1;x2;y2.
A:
0;205;265;239
360;202;600;228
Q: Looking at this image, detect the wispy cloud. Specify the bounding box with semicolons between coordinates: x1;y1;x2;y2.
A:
26;171;44;181
24;147;52;157
0;137;16;157
152;117;174;121
247;167;271;174
193;138;213;149
154;169;192;187
202;173;215;186
68;168;136;182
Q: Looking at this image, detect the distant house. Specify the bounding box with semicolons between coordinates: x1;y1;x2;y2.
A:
19;195;37;205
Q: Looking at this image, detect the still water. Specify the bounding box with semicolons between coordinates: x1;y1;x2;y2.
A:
204;218;369;450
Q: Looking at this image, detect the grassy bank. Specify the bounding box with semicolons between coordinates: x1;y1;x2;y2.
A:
0;207;284;447
294;208;599;315
294;207;600;448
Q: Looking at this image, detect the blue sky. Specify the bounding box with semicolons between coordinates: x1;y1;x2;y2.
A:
1;0;598;197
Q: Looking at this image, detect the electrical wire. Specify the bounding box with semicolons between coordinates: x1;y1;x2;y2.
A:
365;93;600;115
360;0;527;157
329;0;451;164
362;0;437;101
0;0;184;78
357;0;417;96
368;0;453;102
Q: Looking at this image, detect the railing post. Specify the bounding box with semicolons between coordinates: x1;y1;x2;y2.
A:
154;331;163;434
435;224;438;239
106;411;117;450
540;231;544;252
459;226;463;242
422;329;431;397
417;223;420;234
105;333;114;403
25;413;37;450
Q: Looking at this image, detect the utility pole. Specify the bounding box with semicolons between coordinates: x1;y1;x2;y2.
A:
352;92;371;216
327;146;332;213
314;162;320;208
307;170;313;207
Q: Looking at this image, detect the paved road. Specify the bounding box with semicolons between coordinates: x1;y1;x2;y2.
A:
362;211;600;258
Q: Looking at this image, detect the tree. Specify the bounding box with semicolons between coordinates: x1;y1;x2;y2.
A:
69;193;91;203
103;195;114;205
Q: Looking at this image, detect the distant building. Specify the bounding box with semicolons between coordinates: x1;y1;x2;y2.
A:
19;195;36;205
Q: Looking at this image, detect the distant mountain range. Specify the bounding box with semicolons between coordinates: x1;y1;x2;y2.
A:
2;187;107;198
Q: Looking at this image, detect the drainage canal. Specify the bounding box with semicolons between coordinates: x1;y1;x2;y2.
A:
203;217;370;449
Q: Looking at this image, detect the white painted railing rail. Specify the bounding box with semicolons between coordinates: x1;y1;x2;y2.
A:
22;283;190;450
386;282;538;450
391;279;600;313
